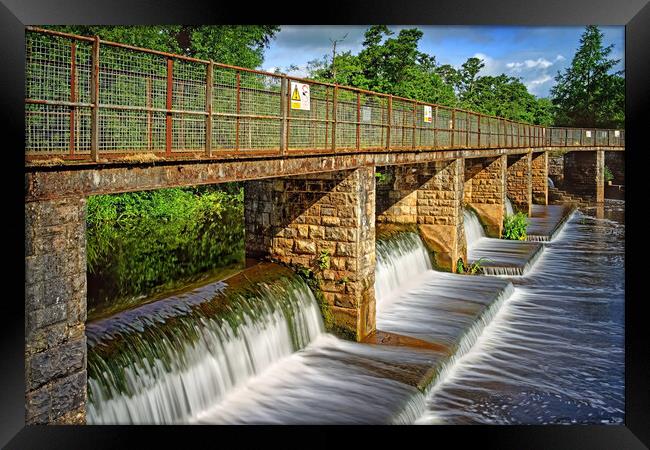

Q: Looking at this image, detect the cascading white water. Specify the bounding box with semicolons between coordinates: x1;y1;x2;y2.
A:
86;274;324;424
463;208;486;248
505;197;515;216
374;232;432;305
548;177;555;188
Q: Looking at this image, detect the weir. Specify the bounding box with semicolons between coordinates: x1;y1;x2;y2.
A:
84;226;539;424
464;207;544;276
86;264;324;424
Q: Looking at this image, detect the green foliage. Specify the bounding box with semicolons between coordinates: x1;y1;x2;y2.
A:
316;250;331;270
551;26;624;128
375;172;388;183
86;184;245;309
456;257;490;275
46;25;280;68
306;26;554;124
604;165;614;182
502;212;529;240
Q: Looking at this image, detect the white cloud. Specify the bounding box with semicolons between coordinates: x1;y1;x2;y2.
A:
473;52;501;75
506;57;554;73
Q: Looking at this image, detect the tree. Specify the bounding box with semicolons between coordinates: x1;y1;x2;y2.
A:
308;26;456;106
550;25;624;128
47;25;280;68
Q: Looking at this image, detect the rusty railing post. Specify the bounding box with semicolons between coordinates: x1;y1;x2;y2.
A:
279;76;288;155
166;57;174;157
465;113;469;147
69;41;76;157
90;36;100;162
205;61;213;157
331;85;337;152
477;114;481;148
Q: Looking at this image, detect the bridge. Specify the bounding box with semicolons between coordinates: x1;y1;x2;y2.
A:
24;27;624;424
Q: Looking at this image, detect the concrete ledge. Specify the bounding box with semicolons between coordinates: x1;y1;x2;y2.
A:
526;204;576;242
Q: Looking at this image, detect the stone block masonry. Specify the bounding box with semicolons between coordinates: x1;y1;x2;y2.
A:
531;151;549;205
464;155;507;237
375;160;466;272
245;167;376;341
24;197;87;424
563;150;604;203
506;152;532;215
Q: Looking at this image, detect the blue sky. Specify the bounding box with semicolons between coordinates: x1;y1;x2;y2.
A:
261;26;624;98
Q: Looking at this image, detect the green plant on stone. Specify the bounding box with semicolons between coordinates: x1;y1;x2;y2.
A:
316;250;331;270
502;212;529;241
604;165;614;183
457;257;490;275
375;172;388;183
456;258;465;274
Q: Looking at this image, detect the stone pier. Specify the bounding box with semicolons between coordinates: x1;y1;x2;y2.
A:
24;197;87;425
464;155;507;237
531;151;549;205
244;167;376;341
563;150;605;203
506;152;532;215
376;160;466;272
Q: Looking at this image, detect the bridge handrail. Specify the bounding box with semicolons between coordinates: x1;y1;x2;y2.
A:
24;27;625;163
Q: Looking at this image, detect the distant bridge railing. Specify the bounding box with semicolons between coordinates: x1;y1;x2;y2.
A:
24;27;625;163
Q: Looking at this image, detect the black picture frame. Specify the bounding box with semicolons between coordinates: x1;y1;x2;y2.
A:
2;0;647;447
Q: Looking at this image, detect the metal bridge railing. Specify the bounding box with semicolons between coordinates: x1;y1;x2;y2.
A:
24;27;625;163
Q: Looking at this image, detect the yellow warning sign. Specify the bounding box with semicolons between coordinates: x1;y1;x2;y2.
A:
290;81;310;110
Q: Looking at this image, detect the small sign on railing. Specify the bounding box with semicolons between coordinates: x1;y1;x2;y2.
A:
614;130;620;137
585;130;592;138
290;81;310;110
423;105;433;123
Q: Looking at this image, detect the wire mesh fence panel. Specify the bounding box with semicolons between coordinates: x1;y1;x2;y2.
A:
390;98;415;149
436;108;452;148
172;114;205;151
26;32;76;103
98;109;166;153
25;32;94;155
25;104;69;154
454;111;468;148
490;118;500;148
335;88;358;150
288;81;331;151
239;71;282;151
468;113;479;147
414;103;435;148
212;67;238;150
359;93;388;149
98;45;169;153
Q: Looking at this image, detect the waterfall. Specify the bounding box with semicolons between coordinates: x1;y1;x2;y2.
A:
86;268;324;424
375;232;432;305
463;208;486;248
505;197;514;216
548;177;555;188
